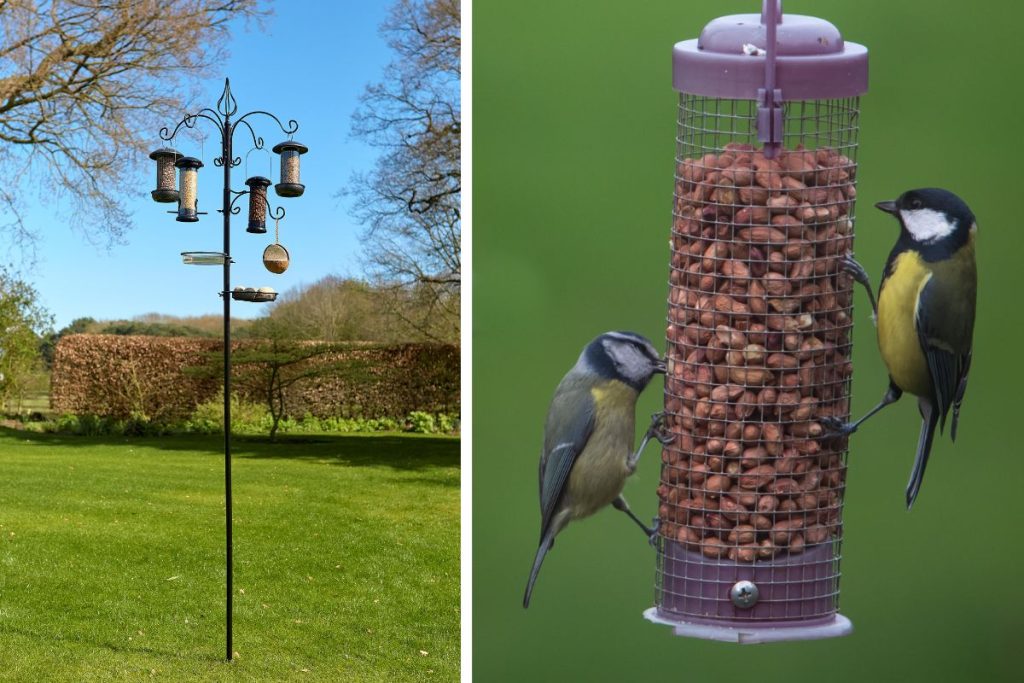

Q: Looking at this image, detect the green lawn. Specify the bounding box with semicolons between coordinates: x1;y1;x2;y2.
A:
0;430;460;681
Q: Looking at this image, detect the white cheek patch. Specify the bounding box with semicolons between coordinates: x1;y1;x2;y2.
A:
900;208;955;243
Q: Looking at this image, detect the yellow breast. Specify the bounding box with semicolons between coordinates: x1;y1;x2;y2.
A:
877;250;932;396
566;380;637;520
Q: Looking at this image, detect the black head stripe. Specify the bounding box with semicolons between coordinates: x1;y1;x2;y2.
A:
605;331;660;362
584;336;618;380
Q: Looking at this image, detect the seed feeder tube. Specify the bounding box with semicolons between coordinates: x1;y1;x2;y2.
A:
149;147;181;203
175;156;204;222
271;140;308;197
245;176;271;233
646;0;867;643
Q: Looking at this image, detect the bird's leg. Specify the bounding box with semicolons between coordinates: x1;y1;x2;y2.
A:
627;411;672;471
612;495;658;546
822;383;903;436
841;253;878;322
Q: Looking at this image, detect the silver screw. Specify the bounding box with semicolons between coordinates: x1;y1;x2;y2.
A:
730;580;759;609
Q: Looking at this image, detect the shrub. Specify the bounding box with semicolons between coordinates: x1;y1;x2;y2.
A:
183;391;271;435
408;411;437;434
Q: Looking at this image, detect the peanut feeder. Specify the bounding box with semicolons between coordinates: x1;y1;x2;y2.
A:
148;147;181;203
645;0;867;643
245;176;271;234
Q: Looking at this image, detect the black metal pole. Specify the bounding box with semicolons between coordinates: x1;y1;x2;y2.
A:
222;107;233;663
157;77;300;663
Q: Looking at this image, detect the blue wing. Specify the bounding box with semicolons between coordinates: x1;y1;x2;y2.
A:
538;383;595;540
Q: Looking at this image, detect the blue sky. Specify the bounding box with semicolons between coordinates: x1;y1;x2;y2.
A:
24;1;394;329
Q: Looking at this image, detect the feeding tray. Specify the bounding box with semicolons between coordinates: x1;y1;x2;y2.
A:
231;287;277;302
182;251;229;265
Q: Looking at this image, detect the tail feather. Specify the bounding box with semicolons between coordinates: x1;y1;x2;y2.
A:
906;400;939;510
523;528;555;608
951;403;961;442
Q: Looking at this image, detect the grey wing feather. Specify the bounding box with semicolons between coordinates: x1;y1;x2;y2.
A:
538;385;595;539
915;279;972;433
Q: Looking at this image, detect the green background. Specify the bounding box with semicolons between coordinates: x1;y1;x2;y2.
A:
473;1;1023;681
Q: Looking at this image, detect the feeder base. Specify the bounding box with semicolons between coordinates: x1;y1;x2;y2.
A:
275;182;305;198
643;608;852;644
151;189;179;203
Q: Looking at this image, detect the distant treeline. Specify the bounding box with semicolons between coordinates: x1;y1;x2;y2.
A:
39;276;459;368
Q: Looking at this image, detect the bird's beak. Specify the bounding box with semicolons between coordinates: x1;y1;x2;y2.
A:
875;200;898;215
654;357;667;374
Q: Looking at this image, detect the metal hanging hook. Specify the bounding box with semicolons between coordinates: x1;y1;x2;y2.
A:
244;146;272;180
758;0;784;158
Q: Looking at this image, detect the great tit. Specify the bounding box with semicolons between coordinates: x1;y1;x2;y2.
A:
828;188;977;509
523;331;668;608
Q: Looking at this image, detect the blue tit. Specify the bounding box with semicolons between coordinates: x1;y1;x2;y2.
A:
523;331;668;608
828;188;976;509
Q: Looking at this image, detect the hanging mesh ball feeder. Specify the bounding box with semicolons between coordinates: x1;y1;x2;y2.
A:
272;140;308;197
645;0;867;643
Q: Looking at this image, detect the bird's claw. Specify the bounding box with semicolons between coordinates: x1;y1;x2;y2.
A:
840;253;870;285
648;518;661;548
647;411;674;445
821;416;858;437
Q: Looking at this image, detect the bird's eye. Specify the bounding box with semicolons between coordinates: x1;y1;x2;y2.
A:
910;198;923;210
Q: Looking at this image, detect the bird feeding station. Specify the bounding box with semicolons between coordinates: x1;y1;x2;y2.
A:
646;0;868;643
148;78;305;661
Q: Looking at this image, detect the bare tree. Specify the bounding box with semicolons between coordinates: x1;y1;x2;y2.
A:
0;0;267;259
262;275;453;344
347;0;460;340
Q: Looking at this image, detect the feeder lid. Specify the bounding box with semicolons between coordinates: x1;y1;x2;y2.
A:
175;155;204;169
674;9;867;100
149;147;182;160
245;175;272;188
271;140;308;155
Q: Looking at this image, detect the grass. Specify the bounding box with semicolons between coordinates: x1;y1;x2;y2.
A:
0;429;460;681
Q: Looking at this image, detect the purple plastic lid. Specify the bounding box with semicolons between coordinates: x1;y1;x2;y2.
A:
673;4;867;100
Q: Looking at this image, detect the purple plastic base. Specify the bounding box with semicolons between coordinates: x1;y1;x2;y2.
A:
659;539;839;620
644;608;852;644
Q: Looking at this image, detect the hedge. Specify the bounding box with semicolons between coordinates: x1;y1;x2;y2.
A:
51;334;460;421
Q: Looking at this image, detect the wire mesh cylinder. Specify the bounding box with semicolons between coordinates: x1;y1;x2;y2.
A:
652;93;860;637
149;148;180;203
245;176;271;234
